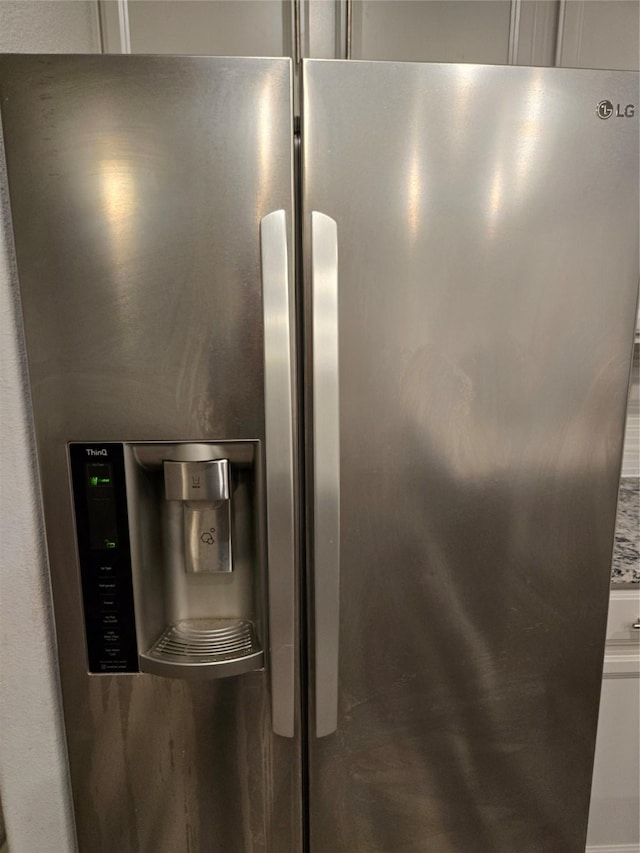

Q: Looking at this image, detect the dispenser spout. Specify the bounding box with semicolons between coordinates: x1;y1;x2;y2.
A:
164;459;232;574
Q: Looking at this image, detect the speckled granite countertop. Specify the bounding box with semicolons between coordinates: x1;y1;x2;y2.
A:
612;477;639;584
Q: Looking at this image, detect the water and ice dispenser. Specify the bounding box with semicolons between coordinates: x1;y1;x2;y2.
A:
70;440;265;679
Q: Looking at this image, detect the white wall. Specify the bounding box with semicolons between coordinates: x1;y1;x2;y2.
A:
0;159;78;853
0;1;100;53
0;6;100;853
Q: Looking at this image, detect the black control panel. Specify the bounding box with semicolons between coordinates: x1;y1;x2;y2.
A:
69;443;139;674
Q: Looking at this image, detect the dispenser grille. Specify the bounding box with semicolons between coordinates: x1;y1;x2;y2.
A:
148;618;261;665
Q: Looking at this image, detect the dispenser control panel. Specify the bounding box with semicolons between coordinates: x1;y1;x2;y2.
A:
69;443;139;673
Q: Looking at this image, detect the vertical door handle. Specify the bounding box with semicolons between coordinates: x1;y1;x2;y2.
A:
311;212;340;737
260;210;296;737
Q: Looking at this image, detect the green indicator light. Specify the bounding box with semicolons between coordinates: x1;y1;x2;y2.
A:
105;540;116;549
87;463;112;487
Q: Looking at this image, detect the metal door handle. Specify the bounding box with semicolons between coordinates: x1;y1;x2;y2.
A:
260;210;296;737
311;212;340;737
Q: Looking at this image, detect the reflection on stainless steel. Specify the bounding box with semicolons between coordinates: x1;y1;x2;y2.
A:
485;70;546;239
0;56;299;852
99;156;139;305
405;135;424;241
303;59;638;853
257;82;277;219
451;63;480;154
513;72;545;196
99;158;137;229
487;165;504;235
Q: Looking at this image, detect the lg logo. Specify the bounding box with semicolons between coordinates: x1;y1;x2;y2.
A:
597;100;635;119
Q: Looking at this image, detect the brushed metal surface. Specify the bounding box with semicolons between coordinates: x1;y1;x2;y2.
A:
140;619;265;679
310;212;340;737
302;60;639;853
1;56;299;852
165;459;233;575
182;499;233;574
164;459;231;502
260;210;297;737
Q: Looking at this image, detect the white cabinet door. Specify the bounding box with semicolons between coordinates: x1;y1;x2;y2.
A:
327;0;560;65
351;0;513;63
587;589;640;851
100;0;290;56
557;0;640;71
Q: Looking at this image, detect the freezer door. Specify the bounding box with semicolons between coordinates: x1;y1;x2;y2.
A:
0;56;299;852
302;60;638;853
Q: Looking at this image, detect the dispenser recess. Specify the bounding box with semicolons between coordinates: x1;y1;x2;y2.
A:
128;441;264;679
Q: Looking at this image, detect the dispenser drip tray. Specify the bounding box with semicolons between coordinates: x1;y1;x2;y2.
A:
139;618;264;679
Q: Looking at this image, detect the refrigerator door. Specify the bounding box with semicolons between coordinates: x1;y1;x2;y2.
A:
0;56;299;852
302;60;639;852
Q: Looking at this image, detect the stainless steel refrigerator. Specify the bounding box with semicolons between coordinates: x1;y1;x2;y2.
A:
0;55;637;853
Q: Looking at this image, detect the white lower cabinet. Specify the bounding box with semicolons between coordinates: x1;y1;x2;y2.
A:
587;590;640;853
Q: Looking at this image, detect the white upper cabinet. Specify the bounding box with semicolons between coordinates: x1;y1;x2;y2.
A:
350;0;513;63
100;0;292;56
557;0;639;70
100;1;639;73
